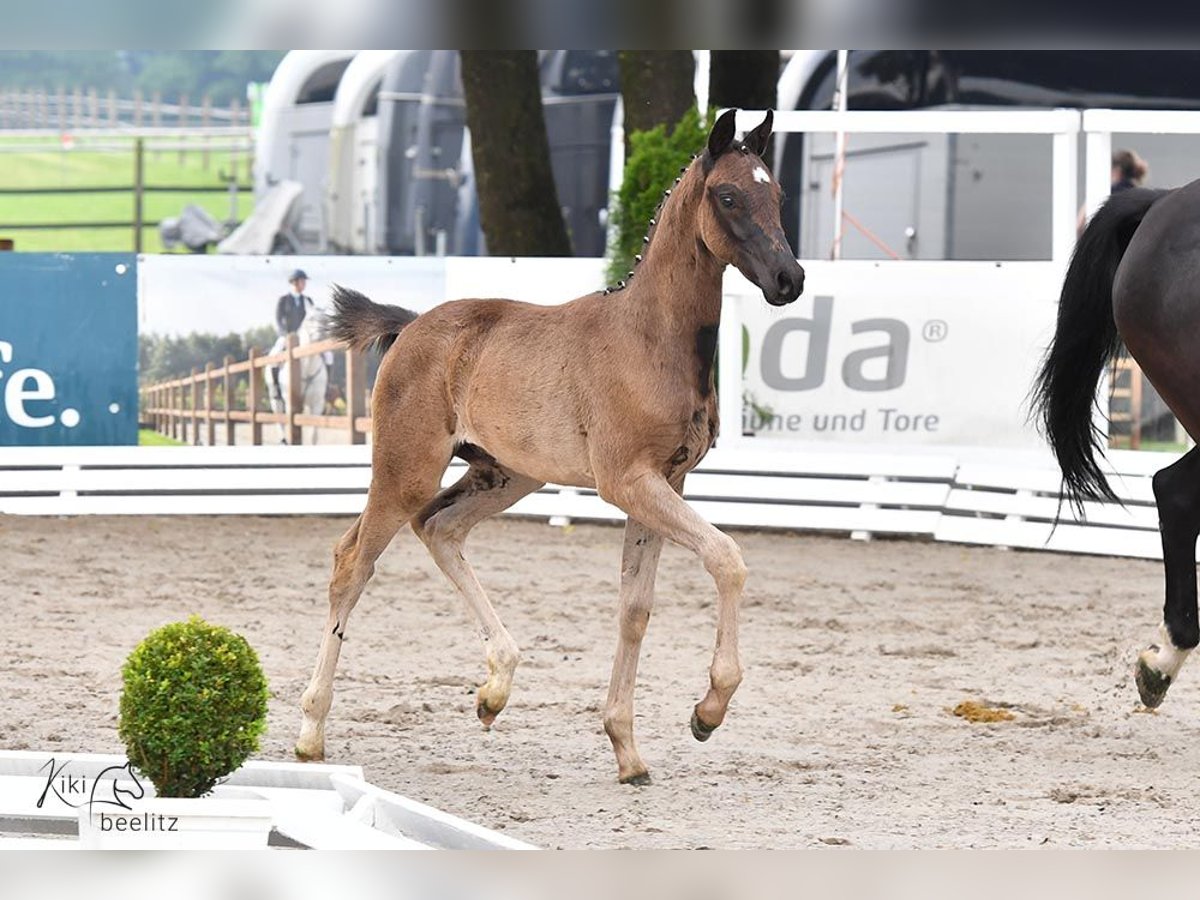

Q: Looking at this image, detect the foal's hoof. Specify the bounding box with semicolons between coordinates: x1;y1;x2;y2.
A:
690;709;717;742
1136;651;1172;709
294;744;324;762
476;698;501;729
620;771;652;787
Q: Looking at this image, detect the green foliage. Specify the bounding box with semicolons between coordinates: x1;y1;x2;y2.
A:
139;326;276;385
606;106;710;284
119;616;269;799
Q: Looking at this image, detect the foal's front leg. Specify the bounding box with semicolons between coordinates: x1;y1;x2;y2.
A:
605;470;747;757
604;518;665;785
1137;447;1200;706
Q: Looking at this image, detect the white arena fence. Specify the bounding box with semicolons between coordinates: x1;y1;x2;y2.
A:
0;442;1184;562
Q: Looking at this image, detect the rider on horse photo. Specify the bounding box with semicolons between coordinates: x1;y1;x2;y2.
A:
269;268;333;443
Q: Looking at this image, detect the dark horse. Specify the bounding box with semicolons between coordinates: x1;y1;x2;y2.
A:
295;109;805;783
1035;182;1200;709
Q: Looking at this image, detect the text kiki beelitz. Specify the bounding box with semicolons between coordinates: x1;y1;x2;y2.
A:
37;757;178;832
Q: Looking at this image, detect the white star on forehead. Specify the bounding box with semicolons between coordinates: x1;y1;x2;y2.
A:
752;166;771;184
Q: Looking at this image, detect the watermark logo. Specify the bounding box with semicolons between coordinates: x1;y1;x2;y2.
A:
37;757;143;812
35;757;178;834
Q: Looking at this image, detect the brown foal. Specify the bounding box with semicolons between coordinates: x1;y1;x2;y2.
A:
296;109;805;783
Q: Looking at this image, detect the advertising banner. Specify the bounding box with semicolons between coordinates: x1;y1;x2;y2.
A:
0;254;137;446
731;261;1061;449
138;254;448;337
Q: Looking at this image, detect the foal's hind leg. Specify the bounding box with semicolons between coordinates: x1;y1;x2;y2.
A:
411;450;543;727
296;439;451;761
1136;447;1200;707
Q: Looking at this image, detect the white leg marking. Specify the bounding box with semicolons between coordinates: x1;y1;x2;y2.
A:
1148;624;1192;679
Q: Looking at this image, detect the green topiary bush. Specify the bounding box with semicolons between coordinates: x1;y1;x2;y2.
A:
605;106;711;285
118;615;269;798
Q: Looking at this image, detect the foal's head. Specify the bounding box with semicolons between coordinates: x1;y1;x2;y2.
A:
696;109;805;307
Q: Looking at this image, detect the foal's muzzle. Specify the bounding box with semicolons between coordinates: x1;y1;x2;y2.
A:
761;259;805;306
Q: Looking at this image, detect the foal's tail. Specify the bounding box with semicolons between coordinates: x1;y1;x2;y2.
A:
327;286;419;355
1032;187;1169;512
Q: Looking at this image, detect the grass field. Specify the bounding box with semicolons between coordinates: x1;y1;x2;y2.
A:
138;428;184;446
0;136;254;252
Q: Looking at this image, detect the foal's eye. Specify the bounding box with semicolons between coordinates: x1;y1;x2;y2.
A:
719;195;735;209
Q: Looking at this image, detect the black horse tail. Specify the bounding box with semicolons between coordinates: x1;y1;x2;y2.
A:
327;285;419;355
1033;187;1169;512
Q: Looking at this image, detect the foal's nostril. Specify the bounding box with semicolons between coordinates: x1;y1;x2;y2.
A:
776;270;796;298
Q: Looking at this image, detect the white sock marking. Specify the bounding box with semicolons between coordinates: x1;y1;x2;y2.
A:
1150;624;1192;678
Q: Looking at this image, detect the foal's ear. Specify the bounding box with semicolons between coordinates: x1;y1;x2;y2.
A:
707;108;738;161
744;109;773;157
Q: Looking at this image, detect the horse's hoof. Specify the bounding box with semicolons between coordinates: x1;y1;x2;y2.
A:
294;744;324;762
1136;652;1172;709
620;771;652;786
690;709;717;742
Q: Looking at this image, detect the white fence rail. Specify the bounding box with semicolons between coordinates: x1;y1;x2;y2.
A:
0;444;1183;561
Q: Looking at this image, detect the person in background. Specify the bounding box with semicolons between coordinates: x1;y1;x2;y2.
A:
269;269;332;403
276;268;313;338
1110;148;1149;193
1078;149;1151;233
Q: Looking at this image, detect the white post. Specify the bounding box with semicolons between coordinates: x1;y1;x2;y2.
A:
830;49;849;261
1084;128;1113;225
1049;119;1080;272
718;290;743;447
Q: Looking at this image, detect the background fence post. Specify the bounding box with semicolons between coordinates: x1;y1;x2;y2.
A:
223;355;235;446
178;94;188;163
346;347;367;445
205;362;215;446
201;96;211;170
133;137;145;253
286;333;301;445
190;369;200;445
249;348;263;445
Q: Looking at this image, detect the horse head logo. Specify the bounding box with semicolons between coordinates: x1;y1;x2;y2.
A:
88;760;145;812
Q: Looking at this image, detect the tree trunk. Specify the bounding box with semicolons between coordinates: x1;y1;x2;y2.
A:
710;51;780;161
618;51;696;157
460;51;572;257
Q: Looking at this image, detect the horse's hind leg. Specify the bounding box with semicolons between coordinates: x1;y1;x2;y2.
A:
296;436;452;761
1136;446;1200;707
411;448;543;727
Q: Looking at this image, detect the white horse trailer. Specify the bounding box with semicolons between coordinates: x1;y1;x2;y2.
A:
326;51;405;254
255;50;356;253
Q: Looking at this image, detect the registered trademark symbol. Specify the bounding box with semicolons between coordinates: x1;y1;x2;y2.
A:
922;320;948;342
